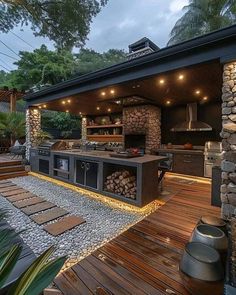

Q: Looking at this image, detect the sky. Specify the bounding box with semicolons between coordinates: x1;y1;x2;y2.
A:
0;0;188;71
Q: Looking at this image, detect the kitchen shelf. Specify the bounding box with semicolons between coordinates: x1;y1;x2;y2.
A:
53;168;70;174
87;135;123;143
86;124;123;129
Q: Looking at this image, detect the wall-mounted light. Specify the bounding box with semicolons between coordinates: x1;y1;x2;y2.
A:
62;100;66;104
67;99;71;103
110;89;115;94
178;74;184;80
101;92;106;96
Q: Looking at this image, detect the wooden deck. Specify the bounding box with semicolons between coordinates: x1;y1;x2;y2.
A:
54;174;221;295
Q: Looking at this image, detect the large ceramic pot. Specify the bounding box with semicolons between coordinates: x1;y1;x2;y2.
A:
199;216;227;235
180;242;223;281
191;224;228;252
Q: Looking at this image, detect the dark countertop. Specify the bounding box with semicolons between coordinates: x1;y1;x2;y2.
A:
155;148;204;155
52;150;167;165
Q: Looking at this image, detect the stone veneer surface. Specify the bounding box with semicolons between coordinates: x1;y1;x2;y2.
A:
26;107;41;160
221;62;236;219
123;105;161;153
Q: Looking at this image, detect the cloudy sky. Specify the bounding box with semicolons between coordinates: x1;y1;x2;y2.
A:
0;0;188;71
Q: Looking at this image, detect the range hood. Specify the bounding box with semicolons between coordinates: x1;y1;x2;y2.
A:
171;103;212;132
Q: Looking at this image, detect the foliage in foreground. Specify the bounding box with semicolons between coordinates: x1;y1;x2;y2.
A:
168;0;236;45
0;0;108;50
0;209;66;295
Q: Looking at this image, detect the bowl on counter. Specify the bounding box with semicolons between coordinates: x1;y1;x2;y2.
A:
184;142;193;150
190;224;228;253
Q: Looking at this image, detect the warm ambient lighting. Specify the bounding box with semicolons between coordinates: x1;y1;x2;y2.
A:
38;106;42;109
159;79;165;85
203;96;208;101
96;106;100;110
178;74;184;80
195;89;201;95
62;100;66;104
43;104;47;108
110;89;115;94
101;91;106;96
166;100;171;105
66;110;69;113
107;108;111;112
67;99;71;103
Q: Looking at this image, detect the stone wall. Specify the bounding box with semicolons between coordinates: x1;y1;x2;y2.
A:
221;62;236;219
26;107;41;160
123;105;161;153
81;117;87;143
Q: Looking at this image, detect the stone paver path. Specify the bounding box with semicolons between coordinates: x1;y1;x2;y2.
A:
44;216;86;236
0;180;86;236
31;208;68;225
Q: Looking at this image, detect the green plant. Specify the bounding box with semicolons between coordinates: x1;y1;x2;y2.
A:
0;209;66;295
34;130;52;146
0;112;25;145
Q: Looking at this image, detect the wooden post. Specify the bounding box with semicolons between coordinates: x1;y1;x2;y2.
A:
10;92;16;112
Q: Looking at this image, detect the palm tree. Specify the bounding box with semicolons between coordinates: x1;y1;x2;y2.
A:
0;112;25;145
168;0;236;45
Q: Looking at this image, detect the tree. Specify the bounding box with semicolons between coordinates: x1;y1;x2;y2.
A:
0;0;108;50
0;112;25;144
0;46;127;91
168;0;236;45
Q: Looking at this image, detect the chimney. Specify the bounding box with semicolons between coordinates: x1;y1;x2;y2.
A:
127;37;159;60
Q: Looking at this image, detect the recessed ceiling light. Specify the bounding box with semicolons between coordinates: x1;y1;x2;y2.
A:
38;106;42;109
67;99;71;103
137;84;140;88
115;100;121;104
159;79;165;85
195;90;201;95
62;100;66;104
203;96;208;101
43;104;47;108
166;100;171;105
178;74;184;80
96;106;100;110
66;110;69;113
108;108;111;112
110;89;115;94
101;91;106;96
132;85;136;89
79;112;82;115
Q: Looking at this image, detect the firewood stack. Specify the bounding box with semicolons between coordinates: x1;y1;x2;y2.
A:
104;170;137;199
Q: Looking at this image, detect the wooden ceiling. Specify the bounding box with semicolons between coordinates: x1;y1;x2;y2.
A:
37;61;222;116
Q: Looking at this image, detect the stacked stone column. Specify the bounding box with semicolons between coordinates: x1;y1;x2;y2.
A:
221;62;236;219
81;116;87;143
25;107;41;160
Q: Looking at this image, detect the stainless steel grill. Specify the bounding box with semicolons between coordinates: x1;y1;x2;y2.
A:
38;140;67;156
204;141;222;178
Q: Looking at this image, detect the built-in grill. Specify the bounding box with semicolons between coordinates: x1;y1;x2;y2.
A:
38;140;67;157
204;141;222;178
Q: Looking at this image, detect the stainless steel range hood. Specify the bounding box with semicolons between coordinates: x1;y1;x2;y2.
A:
171;103;212;132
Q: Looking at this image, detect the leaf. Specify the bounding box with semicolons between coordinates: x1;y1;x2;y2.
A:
23;256;66;295
0;244;22;289
9;246;65;295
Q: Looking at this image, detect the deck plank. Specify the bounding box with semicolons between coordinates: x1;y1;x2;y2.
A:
54;175;220;295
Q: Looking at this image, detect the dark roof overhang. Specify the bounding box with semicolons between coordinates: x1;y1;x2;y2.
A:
25;24;236;106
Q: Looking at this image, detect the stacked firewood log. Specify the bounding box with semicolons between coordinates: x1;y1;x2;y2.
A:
104;170;137;199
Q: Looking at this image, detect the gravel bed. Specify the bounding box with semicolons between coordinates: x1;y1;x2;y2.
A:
0;175;147;264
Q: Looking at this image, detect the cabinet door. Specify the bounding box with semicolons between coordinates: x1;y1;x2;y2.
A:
173;154;204;177
75;160;85;185
85;161;98;189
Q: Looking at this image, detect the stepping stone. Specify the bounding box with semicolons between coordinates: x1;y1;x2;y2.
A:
22;202;56;216
31;208;68;225
0;186;20;193
44;215;86;236
13;197;45;209
0;183;16;188
6;192;36;202
1;189;27;197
